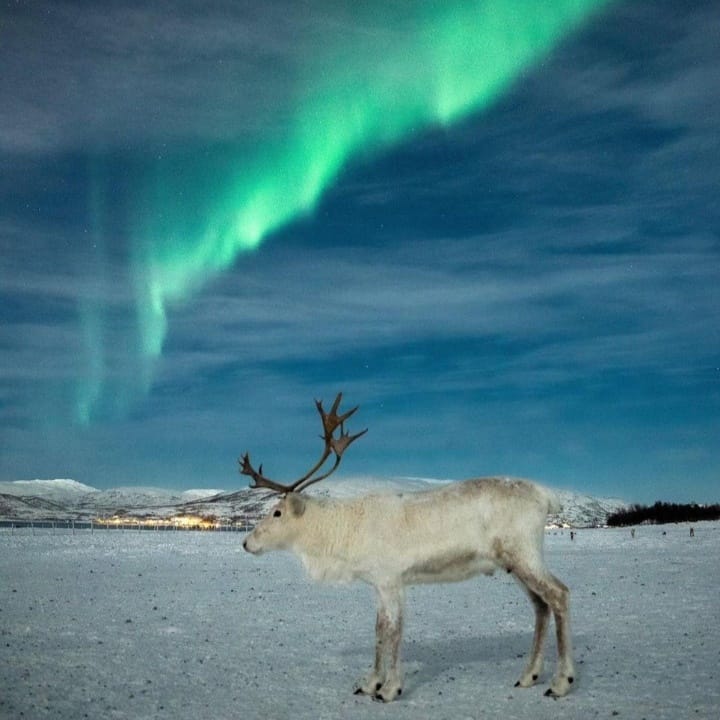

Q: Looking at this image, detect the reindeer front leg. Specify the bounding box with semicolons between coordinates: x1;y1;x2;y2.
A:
354;584;405;702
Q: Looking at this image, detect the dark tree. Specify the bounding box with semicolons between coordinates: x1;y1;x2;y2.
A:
607;502;720;527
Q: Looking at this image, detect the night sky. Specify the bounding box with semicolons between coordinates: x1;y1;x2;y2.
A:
2;0;718;502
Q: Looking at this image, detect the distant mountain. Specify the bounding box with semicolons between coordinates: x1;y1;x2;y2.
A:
0;477;626;527
550;489;627;528
0;492;75;520
71;487;224;516
0;478;97;504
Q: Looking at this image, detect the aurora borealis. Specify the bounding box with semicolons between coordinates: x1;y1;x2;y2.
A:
136;0;610;375
2;0;719;502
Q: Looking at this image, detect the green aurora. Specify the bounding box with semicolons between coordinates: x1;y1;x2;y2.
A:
79;0;611;424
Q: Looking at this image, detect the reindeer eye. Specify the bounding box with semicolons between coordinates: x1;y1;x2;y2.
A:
273;510;282;518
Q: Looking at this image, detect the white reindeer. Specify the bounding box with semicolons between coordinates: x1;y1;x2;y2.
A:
241;394;574;702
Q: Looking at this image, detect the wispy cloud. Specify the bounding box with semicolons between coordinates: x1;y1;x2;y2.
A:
0;2;308;153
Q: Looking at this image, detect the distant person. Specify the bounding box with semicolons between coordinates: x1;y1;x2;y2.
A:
631;528;636;539
690;527;695;537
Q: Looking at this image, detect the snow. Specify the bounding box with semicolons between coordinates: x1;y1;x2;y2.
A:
180;489;225;502
1;522;717;719
0;478;98;502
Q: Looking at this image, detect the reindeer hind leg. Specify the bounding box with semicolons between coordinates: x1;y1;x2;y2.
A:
512;565;575;697
513;583;550;688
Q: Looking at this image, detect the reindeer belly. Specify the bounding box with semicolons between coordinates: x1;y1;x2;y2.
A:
401;550;497;584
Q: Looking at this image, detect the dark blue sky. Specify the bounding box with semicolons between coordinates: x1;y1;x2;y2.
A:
1;1;718;502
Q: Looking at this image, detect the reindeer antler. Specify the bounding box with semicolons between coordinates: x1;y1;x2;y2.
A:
239;392;367;494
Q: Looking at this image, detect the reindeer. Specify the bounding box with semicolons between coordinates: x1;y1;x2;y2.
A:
241;394;575;702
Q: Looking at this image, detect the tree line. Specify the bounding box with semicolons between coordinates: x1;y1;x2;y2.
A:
607;501;720;527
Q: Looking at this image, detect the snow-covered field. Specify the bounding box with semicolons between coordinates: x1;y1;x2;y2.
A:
1;522;717;720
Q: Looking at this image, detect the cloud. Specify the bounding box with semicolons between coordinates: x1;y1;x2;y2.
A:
158;232;718;395
0;1;310;153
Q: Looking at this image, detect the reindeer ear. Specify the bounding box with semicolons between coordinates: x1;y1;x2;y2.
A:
286;492;306;517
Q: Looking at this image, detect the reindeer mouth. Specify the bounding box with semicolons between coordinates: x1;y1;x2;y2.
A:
242;537;261;554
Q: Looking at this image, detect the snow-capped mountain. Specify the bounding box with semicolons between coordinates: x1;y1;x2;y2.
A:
0;492;76;520
0;477;626;527
71;487;224;516
551;489;628;528
0;478;97;503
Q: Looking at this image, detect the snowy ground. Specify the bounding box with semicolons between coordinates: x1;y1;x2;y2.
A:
1;523;717;720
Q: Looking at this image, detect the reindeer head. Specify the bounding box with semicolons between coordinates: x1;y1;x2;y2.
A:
243;493;307;554
240;393;366;554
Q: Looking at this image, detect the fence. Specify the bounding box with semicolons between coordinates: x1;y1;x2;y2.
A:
0;519;255;534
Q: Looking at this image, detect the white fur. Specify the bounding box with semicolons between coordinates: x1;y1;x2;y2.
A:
243;477;574;702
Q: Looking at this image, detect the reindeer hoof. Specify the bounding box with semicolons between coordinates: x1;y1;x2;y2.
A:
515;670;541;689
373;691;400;703
546;673;574;697
373;685;402;702
353;674;385;697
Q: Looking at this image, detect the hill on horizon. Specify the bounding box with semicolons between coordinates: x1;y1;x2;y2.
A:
0;477;627;528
